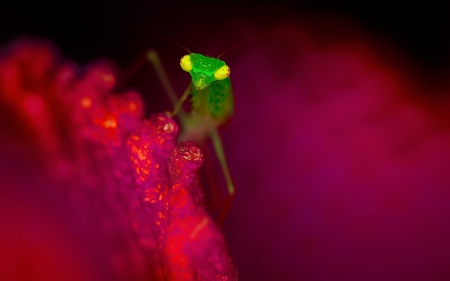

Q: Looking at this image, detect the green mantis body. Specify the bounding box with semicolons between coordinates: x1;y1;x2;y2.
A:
147;51;235;224
191;72;233;123
181;53;233;120
179;54;233;136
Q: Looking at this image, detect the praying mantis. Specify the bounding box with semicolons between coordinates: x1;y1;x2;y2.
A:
145;48;235;225
131;27;294;224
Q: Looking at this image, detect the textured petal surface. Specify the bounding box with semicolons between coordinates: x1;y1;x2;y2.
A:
0;40;237;281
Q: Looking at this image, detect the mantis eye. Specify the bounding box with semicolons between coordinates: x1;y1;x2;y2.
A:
214;65;230;80
180;55;192;72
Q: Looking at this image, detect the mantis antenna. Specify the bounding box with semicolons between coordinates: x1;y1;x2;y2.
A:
145;30;192;54
111;22;192;54
217;25;302;58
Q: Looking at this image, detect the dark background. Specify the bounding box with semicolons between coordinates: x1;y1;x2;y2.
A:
1;1;450;69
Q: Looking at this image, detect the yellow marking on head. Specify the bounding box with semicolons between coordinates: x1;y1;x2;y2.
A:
214;65;230;80
180;54;192;72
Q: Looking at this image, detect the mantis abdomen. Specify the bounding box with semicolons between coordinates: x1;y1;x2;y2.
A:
191;77;234;125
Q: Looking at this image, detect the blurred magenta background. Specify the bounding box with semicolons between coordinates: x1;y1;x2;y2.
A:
2;1;450;280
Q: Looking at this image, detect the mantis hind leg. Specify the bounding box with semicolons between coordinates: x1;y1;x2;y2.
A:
171;83;191;119
209;125;235;226
146;50;189;123
146;50;179;108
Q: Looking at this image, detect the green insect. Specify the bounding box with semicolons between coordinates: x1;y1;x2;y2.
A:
146;50;235;224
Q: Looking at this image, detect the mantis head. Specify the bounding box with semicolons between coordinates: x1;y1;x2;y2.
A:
180;53;230;90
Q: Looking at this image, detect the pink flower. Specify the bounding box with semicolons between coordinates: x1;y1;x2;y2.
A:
0;39;237;280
